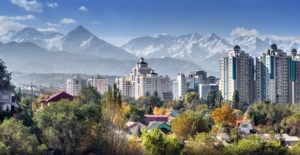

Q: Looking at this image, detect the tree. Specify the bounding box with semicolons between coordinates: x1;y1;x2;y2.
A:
212;104;237;124
145;91;150;97
0;118;46;155
225;135;288;155
206;90;216;107
286;113;300;137
124;104;145;122
0;59;12;91
18;108;33;127
233;109;244;120
230;126;243;144
181;133;224;155
37;94;50;102
141;127;180;155
185;92;199;104
171;111;209;138
238;101;248;112
148;106;153;115
154;91;158;97
78;86;101;105
217;90;223;108
232;90;239;109
196;104;209;114
136;125;142;138
34;99;104;154
180;108;185;113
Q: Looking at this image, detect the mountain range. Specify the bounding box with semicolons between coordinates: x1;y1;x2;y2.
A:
1;25;299;75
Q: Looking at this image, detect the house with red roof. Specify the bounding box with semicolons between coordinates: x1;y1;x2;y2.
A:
144;115;168;125
126;122;146;135
40;92;74;109
236;120;253;134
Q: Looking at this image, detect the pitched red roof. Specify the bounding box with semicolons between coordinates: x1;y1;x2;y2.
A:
253;126;261;131
128;122;141;129
40;92;73;102
236;120;245;126
145;115;168;117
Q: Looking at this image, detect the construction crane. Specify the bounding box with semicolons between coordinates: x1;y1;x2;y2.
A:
20;82;37;97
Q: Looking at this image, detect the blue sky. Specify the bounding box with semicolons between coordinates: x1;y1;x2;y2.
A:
1;0;300;46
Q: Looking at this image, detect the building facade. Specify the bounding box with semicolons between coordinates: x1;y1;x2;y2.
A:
255;44;299;105
87;75;109;94
199;84;219;100
173;81;178;100
116;58;170;99
66;76;87;96
174;70;217;99
219;45;255;104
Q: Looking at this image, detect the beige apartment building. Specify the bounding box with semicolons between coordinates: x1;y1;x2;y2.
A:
66;76;87;96
116;58;170;99
87;75;109;94
219;45;255;104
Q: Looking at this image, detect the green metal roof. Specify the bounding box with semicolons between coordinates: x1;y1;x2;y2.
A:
147;121;171;131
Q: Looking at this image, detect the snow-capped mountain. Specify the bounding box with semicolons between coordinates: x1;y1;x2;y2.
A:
122;33;232;71
2;26;137;60
123;33;300;71
0;30;17;43
46;25;136;59
263;37;300;53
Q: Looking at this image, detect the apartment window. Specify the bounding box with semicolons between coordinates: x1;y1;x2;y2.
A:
2;95;9;99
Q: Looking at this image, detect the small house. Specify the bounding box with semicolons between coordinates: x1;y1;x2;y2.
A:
0;90;14;112
217;133;231;142
236;120;253;134
144;115;168;125
40;92;74;109
126;122;146;135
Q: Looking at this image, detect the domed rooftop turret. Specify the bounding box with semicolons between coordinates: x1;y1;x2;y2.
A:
291;48;297;53
270;43;277;50
233;45;240;51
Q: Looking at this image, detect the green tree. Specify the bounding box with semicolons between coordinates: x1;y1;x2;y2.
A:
225;135;288;155
206;90;216;107
185;92;199;104
78;86;101;105
124;104;145;122
136;125;142;138
232;90;239;109
0;118;46;155
34;99;104;154
286;113;300;137
145;91;150;97
180;108;185;113
171;111;209;138
230;126;243;144
217;90;223;108
141;127;180;155
148;106;153;115
18;108;33;127
0;59;12;91
154;91;158;97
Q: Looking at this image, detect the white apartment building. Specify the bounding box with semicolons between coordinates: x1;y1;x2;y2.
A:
174;70;217;99
255;44;300;105
116;58;170;99
66;76;87;96
173;81;178;100
87;75;109;95
219;45;255;104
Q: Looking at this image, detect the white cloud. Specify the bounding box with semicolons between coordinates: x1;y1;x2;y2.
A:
11;0;43;12
231;27;300;44
60;18;76;24
79;6;88;11
231;28;259;37
92;21;101;25
37;28;58;32
47;2;58;8
0;21;26;35
45;22;61;27
0;15;35;22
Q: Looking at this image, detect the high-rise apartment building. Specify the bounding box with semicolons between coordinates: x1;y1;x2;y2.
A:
116;58;170;99
66;76;87;96
174;70;217;99
199;83;219;100
173;81;179;100
255;44;300;105
219;45;255;104
87;75;109;94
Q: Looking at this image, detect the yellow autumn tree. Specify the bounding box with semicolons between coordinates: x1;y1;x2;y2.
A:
153;107;175;115
243;114;249;121
233;109;244;120
212;104;237;124
37;95;50;102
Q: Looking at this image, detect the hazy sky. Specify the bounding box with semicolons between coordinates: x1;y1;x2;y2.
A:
1;0;300;46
